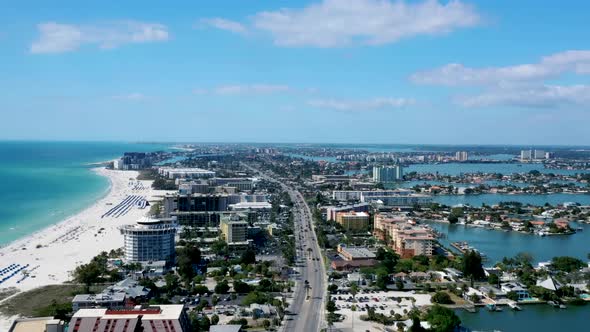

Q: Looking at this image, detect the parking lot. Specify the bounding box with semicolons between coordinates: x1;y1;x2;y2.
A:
330;290;432;331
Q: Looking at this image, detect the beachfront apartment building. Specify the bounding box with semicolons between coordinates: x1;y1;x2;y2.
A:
335;211;370;232
68;305;190;332
120;217;177;264
372;165;403;182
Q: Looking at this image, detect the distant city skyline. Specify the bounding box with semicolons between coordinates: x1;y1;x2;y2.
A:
1;0;589;144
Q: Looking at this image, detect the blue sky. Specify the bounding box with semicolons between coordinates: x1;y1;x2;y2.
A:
1;0;589;144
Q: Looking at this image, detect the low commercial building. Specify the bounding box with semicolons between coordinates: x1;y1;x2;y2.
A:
337;244;376;261
69;305;190;332
332;244;378;271
8;317;65;332
72;293;127;312
335;211;370;232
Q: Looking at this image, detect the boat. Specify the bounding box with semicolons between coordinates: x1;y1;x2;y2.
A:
559;304;567;309
508;302;522;311
486;303;502;312
547;300;557;307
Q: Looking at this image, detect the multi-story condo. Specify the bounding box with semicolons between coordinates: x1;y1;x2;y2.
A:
521;149;549;161
332;189;413;201
162;194;232;216
534;150;546;160
325;203;370;221
393;229;435;258
157;167;216;179
520;150;532;161
372;165;403;182
120;217;177;264
362;194;432;207
455;151;468;161
335;211;370;232
211;178;254;191
220;214;248;243
373;213;435;258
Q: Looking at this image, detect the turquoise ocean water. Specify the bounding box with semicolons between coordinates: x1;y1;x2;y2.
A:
0;141;168;245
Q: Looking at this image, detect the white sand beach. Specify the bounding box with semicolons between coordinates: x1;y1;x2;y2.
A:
0;168;164;329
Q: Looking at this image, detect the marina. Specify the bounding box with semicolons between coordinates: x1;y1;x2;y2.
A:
450;241;488;261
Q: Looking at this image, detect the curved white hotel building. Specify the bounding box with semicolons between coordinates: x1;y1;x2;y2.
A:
120;217;177;264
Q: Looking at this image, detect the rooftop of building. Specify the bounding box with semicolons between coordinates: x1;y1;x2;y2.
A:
120;217;177;231
337;211;370;217
72;292;126;303
338;245;376;259
72;305;184;320
9;317;64;332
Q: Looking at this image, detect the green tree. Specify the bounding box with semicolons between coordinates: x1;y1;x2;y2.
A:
240;248;257;265
432;291;453;304
210;314;219;325
425;305;461;332
409;316;427;332
176;244;201;281
487;273;499;287
462;250;485;283
215;280;230;294
552;256;585;272
506;291;519;301
328;283;338;294
233;280;251;293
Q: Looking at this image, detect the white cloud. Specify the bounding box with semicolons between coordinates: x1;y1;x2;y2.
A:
193;84;293;95
411;50;590;86
215;84;291;95
31;21;169;54
308;97;414;111
200;18;248;34
112;93;148;101
201;0;480;48
456;85;590;108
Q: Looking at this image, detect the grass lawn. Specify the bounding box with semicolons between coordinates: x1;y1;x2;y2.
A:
0;287;19;302
0;284;101;317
